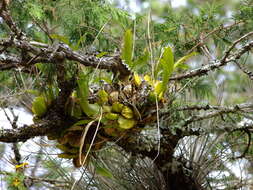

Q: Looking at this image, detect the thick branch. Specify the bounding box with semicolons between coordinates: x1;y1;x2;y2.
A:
0;52;22;70
0;120;57;143
0;38;131;78
0;7;128;77
0;52;52;71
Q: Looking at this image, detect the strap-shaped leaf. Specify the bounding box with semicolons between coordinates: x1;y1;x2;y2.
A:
95;165;114;179
174;51;198;69
159;46;174;93
121;29;133;68
77;75;100;117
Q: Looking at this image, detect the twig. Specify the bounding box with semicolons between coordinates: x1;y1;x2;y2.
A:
28;176;70;185
3;108;22;164
2;30;251;82
221;31;253;62
0;10;25;39
71;108;103;190
170;40;253;81
176;103;253;112
31;18;53;43
0;171;70;185
182;103;253;127
235;60;253;80
30;137;44;177
232;128;251;159
187;21;244;54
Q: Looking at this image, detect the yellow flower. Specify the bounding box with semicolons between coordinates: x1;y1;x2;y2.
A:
12;178;20;187
15;162;28;169
133;73;142;86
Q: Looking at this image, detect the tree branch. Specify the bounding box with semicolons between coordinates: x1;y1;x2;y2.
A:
0;171;70;187
0;10;25;39
235;61;253;80
182;103;253;127
176;103;253;112
187;21;244;54
170;40;253;81
0;52;52;72
0;120;58;143
233;128;251;159
221;31;253;62
0;38;131;78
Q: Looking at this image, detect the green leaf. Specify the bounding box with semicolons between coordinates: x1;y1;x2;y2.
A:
112;102;124;113
71;120;92;127
104;113;119;120
117;116;136;129
6;172;26;190
32;96;47;117
77;75;100;117
26;89;40;96
50;34;70;45
174;52;198;69
164;27;177;32
98;90;109;104
95;166;114;179
96;52;108;58
121;29;133;68
154;81;163;95
159;46;174;93
72;35;86;50
25;2;44;20
44;85;59;105
121;106;134;119
132;50;149;70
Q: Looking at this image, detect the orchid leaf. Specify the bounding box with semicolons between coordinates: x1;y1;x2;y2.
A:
174;51;198;69
77;75;100;117
121;29;133;68
32;96;47;117
159;46;174;93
